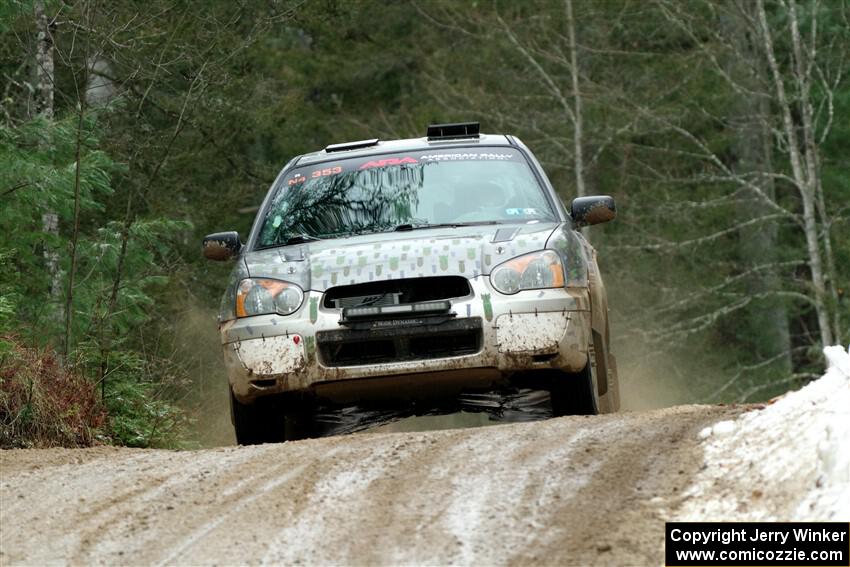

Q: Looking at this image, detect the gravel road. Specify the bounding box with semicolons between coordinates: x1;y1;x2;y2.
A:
2;347;847;566
0;404;748;566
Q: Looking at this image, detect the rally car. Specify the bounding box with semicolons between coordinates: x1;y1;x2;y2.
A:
204;122;619;444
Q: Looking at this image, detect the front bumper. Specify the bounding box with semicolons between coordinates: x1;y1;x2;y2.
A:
220;277;591;403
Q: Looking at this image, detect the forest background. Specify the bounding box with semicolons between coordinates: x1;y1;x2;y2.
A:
1;0;847;447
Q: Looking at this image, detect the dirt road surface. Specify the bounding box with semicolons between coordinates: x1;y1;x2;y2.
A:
0;405;776;566
2;347;847;566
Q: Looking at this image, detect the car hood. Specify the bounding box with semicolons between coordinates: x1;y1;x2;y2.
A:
244;222;560;291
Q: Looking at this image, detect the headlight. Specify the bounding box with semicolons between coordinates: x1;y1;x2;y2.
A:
236;278;304;317
490;250;565;295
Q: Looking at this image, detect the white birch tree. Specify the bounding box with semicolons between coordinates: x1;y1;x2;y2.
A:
33;0;64;330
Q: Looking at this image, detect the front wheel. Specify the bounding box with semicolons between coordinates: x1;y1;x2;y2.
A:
230;391;315;445
549;362;598;417
230;391;284;445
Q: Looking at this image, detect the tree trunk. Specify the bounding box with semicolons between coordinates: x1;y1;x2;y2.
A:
786;0;842;345
565;0;586;200
564;0;590;239
756;0;833;348
815;187;842;343
33;1;53;120
33;0;64;335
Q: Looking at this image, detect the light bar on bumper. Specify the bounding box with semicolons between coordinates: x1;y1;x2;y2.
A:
341;300;452;322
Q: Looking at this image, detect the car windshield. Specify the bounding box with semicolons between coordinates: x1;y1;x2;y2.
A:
256;147;555;248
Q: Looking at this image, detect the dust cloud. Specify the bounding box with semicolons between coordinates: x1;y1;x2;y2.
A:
172;302;235;447
614;334;692;411
611;327;731;412
605;270;731;411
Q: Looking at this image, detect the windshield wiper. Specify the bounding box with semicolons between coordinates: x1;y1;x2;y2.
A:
393;221;501;232
282;234;323;245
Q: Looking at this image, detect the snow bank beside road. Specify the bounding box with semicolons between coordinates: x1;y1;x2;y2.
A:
677;346;850;521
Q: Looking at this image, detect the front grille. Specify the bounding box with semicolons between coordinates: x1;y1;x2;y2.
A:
323;276;471;309
332;293;400;309
317;318;483;367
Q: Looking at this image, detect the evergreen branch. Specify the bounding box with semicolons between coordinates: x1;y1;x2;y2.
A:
1;181;32;197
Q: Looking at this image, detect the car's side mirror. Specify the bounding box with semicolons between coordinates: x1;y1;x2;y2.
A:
570;195;616;227
203;231;242;261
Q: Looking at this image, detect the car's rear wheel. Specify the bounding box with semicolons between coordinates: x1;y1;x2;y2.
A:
230;391;315;445
549;361;598;417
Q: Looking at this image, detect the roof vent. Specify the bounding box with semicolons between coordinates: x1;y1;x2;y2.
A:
325;138;379;152
427;122;480;141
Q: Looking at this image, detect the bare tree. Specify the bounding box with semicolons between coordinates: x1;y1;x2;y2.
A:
640;0;845;351
756;0;838;347
564;0;586;201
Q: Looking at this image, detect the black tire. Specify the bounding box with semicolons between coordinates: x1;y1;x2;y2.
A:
230;391;286;445
230;390;319;444
283;412;317;442
549;362;598;417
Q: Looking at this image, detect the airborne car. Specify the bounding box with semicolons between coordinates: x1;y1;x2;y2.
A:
204;123;619;444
